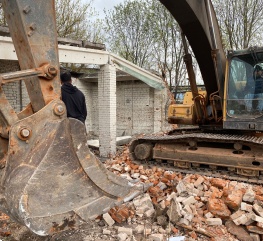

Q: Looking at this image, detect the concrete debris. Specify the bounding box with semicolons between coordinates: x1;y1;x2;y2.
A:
117;232;128;241
241;202;253;212
103;213;115;227
253;203;263;217
149;233;164;241
134;225;144;234
167;199;183;224
102;229;111;235
169;237;185;241
206;218;222;226
88;148;263;240
243;187;256;203
117;227;133;236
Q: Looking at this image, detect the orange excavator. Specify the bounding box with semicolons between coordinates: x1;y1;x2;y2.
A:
130;0;263;178
0;0;146;236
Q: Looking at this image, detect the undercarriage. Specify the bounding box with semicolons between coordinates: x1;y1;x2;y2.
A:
129;129;263;180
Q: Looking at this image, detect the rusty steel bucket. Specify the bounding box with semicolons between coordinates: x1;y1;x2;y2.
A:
0;100;146;236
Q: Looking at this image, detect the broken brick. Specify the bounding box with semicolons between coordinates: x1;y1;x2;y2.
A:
210;178;228;189
207;198;231;219
224;189;243;210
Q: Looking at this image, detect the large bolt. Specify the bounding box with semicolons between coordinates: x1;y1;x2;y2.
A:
234;142;242;151
23;5;31;14
21;128;30;138
18;127;31;140
48;66;57;76
54;104;65;116
29;23;37;30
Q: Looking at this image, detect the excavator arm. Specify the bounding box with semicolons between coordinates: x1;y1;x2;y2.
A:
160;0;227;126
0;0;146;236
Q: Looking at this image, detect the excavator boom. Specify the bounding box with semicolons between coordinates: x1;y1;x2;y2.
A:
160;0;226;99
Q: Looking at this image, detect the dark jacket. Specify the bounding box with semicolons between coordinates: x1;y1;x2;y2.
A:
61;83;87;123
254;76;263;94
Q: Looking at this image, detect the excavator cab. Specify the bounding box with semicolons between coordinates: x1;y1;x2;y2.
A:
0;0;146;236
224;47;263;131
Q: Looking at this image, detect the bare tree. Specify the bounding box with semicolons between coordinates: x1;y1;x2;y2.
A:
104;0;187;89
0;3;6;26
213;0;263;50
104;0;156;68
55;0;104;43
0;0;104;43
148;0;185;89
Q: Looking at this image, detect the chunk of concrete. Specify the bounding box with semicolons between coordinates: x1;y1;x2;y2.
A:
103;229;111;235
253;203;263;218
182;196;196;206
241;202;253;212
176;181;188;196
252;214;263;223
205;212;214;219
134;225;144;234
194;176;204;187
233;213;252;226
169;237;185;241
149;234;164;241
206;218;222;226
103;213;115;227
243;188;255;203
230;210;245;220
118;233;128;241
167;200;182;223
118;227;133;236
87;136;132;148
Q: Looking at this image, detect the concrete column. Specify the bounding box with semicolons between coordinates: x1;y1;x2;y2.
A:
98;64;116;157
153;88;171;133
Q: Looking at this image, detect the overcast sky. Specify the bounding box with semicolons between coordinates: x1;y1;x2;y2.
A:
85;0;125;18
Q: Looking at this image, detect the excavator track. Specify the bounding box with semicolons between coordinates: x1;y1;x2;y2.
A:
129;130;263;183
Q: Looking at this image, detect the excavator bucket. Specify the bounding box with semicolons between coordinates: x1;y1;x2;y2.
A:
0;0;147;236
0;100;146;236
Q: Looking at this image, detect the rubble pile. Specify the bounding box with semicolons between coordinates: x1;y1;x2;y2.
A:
1;147;263;241
102;148;263;241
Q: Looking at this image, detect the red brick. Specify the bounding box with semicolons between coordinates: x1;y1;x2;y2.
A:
210;178;228;189
207;198;231;219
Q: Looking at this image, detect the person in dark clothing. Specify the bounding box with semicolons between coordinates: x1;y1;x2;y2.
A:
244;64;263;112
60;71;87;123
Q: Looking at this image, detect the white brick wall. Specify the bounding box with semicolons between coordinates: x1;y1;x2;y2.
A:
116;81;154;136
75;79;171;138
